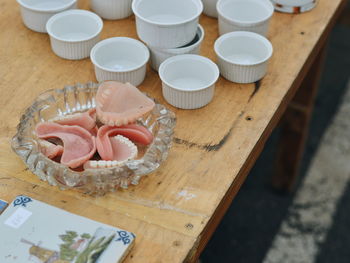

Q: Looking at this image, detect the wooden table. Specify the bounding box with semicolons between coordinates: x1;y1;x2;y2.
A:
0;0;346;261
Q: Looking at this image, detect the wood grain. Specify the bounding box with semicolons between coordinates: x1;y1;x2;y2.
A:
0;0;346;262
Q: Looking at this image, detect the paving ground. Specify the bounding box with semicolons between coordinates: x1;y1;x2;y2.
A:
201;2;350;263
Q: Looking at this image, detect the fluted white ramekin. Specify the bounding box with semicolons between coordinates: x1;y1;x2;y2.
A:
217;0;274;36
16;0;77;33
202;0;219;18
91;0;133;20
149;25;204;72
46;10;103;60
270;0;317;14
159;55;219;109
132;0;203;48
90;37;150;86
214;31;273;83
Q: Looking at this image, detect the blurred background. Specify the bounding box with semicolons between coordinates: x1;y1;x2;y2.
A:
201;1;350;262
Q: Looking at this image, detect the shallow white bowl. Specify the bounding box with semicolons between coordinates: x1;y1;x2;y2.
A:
214;31;273;83
132;0;203;48
149;24;204;72
46;9;103;60
271;0;317;14
90;37;150;86
91;0;133;20
159;54;219;109
16;0;77;33
217;0;274;36
202;0;219;18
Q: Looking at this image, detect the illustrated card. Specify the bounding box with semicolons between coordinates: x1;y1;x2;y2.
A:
0;195;135;263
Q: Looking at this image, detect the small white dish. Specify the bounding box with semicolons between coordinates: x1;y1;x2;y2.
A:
90;37;150;86
271;0;317;14
149;24;204;72
91;0;133;20
202;0;219;18
132;0;203;48
159;54;219;109
46;9;103;60
217;0;274;36
214;31;273;83
16;0;77;33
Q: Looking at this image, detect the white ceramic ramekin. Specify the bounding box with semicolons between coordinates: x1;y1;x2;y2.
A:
214;31;273;83
16;0;77;33
149;24;204;72
217;0;274;36
90;37;150;86
270;0;317;14
202;0;219;18
132;0;203;48
46;10;103;60
91;0;133;20
159;54;219;109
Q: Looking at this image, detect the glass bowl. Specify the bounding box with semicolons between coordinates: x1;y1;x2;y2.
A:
11;82;176;195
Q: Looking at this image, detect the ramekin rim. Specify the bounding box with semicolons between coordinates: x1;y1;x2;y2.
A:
17;0;77;13
46;9;103;43
214;31;273;66
158;54;220;92
90;37;150;73
132;0;203;27
217;0;274;25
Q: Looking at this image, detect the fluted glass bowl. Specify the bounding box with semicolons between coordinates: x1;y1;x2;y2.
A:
11;82;176;195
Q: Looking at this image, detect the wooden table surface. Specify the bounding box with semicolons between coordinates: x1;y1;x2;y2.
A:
0;0;346;262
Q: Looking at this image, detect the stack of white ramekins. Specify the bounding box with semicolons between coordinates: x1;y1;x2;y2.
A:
132;0;220;110
132;0;206;72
